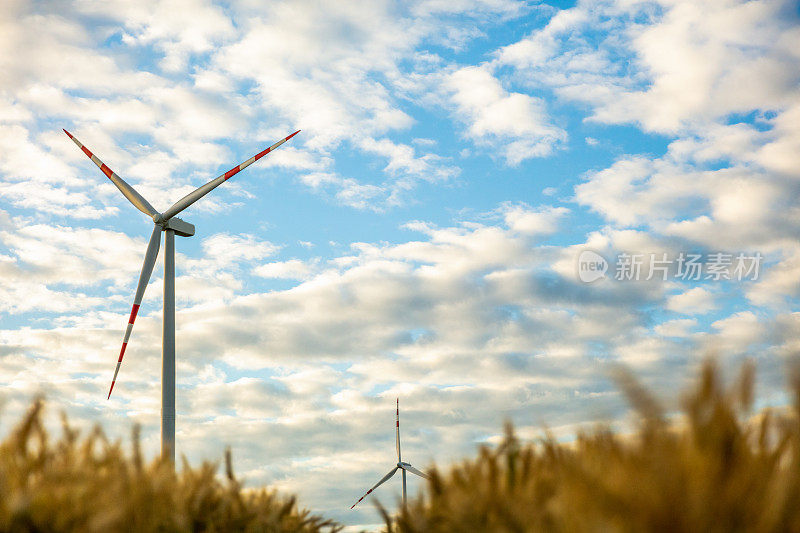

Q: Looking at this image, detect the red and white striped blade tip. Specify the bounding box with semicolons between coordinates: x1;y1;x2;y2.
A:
107;303;140;400
63;129;73;138
351;487;375;509
350;494;368;509
286;129;301;140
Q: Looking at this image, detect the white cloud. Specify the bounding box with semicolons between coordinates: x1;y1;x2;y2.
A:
654;318;697;338
199;233;279;267
498;0;800;134
445;65;566;164
200;0;532;206
253;259;314;280
495;6;586;69
358;138;458;183
622;0;798;132
212;1;419;146
705;311;768;355
574;148;800;252
76;0;235;72
755;100;800;178
0;126;122;218
299;172;386;211
666;287;716;315
0;215;150;313
500;0;798;266
746;245;800;307
499;203;569;236
0;2;156;95
495;1;800;260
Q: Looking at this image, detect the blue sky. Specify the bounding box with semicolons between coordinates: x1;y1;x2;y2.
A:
1;0;799;529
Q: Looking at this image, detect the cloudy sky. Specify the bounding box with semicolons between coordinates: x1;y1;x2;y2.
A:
1;0;799;528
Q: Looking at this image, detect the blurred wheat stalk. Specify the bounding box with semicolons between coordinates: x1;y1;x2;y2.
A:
390;359;800;532
3;359;800;532
0;401;341;532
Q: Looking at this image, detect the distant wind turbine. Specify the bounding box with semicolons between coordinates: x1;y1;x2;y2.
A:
64;128;300;461
351;398;429;509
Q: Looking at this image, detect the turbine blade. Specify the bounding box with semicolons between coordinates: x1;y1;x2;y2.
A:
160;130;301;221
63;130;158;218
350;467;398;509
396;397;401;462
108;224;161;399
403;463;429;480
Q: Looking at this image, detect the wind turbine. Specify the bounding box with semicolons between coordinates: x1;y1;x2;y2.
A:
64;128;300;462
351;398;429;509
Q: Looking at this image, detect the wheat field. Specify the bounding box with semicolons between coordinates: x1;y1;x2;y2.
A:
2;360;799;532
388;360;800;532
0;400;341;532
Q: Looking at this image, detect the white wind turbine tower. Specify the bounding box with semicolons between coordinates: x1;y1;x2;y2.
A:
351;398;429;509
64;128;300;462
